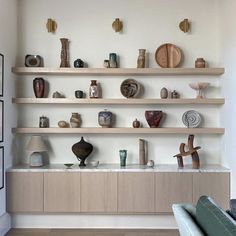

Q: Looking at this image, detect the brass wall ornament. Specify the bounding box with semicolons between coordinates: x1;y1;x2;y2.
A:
112;18;123;32
179;19;190;33
46;18;57;33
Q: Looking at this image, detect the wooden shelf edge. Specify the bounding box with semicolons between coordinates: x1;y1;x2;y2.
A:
11;67;225;76
12;98;225;105
12;127;225;134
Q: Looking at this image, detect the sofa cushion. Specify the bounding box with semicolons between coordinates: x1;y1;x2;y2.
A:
196;196;236;236
230;199;236;220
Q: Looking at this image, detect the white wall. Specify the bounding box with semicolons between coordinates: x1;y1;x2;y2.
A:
0;0;18;234
15;0;222;167
218;0;236;197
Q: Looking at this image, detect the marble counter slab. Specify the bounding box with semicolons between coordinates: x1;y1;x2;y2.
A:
7;164;230;173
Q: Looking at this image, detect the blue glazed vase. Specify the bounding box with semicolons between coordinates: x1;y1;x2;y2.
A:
119;150;127;166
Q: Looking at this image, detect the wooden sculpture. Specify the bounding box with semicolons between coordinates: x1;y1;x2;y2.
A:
174;135;201;169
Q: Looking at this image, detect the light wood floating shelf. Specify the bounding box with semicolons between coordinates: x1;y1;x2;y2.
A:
12;98;225;105
12;127;225;134
11;67;225;76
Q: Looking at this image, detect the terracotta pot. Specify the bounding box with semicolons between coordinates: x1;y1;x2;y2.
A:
33;78;45;98
145;110;163;128
72;137;93;167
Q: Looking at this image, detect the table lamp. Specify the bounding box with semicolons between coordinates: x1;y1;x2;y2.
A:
26;135;48;167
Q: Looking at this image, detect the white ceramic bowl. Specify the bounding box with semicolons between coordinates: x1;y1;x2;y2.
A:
90;161;99;167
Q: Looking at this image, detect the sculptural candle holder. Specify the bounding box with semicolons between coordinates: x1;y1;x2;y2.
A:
60;38;69;67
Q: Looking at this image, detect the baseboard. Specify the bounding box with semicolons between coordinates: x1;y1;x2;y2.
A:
0;213;11;236
11;214;178;229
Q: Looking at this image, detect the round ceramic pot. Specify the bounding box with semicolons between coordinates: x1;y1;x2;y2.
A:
195;58;205;68
98;110;113;128
70;112;81;128
145;110;163;128
72;137;93;167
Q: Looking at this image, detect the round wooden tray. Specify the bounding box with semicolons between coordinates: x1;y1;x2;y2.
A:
155;43;182;68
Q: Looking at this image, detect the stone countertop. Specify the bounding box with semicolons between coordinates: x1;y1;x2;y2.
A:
7;164;230;173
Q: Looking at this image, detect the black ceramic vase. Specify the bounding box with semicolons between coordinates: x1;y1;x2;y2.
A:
72;137;93;166
33;77;45;98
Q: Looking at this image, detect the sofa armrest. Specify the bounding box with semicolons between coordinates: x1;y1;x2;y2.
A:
172;204;205;236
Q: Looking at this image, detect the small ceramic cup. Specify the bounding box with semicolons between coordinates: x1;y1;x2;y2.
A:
75;90;84;98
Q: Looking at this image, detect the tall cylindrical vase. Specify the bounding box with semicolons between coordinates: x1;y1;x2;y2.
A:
137;49;146;68
139;139;146;165
60;38;69;67
33;78;45;98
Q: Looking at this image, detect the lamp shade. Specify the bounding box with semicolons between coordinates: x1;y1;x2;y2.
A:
26;135;47;152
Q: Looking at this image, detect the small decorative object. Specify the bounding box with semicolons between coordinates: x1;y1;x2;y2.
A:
90;160;99;167
120;78;141;98
139;139;146;165
145;110;163;128
195;58;206;68
25;55;42;67
75;90;84;98
155;43;182;68
72;137;93;167
60;38;69;67
160;87;168;99
64;163;74;168
46;18;57;33
52;91;62;98
119;150;127;167
33;78;45;98
70;112;81;128
179;19;190;33
174;135;201;169
58;120;68;128
103;60;110;68
147;160;154;168
132;118;141;128
109;53;118;68
112;18;123;32
182;110;201;128
189;82;210;99
39;116;49;128
171;90;179;99
98;109;113;128
89;80;100;98
74;59;84;68
137;49;146;68
26;135;48;167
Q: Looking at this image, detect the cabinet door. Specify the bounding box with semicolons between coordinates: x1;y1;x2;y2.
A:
118;173;155;213
7;172;44;212
155;173;193;213
193;172;230;209
80;172;117;212
44;172;80;212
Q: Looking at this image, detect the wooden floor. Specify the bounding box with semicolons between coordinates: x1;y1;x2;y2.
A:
6;229;179;236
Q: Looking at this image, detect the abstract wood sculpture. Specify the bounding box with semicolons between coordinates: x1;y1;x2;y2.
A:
174;135;201;169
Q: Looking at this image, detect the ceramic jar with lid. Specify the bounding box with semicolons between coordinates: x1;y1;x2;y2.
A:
98;110;113;128
195;58;206;68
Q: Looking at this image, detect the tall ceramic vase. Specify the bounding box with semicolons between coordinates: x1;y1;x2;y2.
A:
33;78;45;98
72;137;93;167
60;38;69;67
137;49;146;68
145;110;163;128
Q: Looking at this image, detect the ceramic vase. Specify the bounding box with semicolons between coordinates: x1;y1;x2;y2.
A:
72;137;93;166
119;150;127;166
137;49;146;68
89;80;99;98
70;112;81;128
195;58;205;68
145;110;163;128
132;118;141;128
109;53;117;68
33;78;45;98
60;38;69;67
98;110;113;128
160;87;168;99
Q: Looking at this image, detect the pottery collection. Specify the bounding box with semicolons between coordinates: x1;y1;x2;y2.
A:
70;112;81;128
72;137;93;166
137;49;146;68
33;78;45;98
145;110;163;128
98;110;113;128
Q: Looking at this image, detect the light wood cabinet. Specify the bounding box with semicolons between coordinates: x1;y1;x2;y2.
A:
7;172;44;212
44;172;80;212
118;172;155;213
193;172;230;209
80;172;117;212
155;172;193;213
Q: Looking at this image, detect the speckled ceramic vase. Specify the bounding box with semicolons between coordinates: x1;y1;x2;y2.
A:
145;110;163;128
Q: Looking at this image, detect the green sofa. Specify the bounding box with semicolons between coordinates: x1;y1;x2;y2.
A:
172;196;236;236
